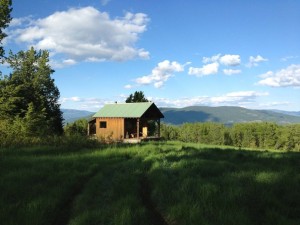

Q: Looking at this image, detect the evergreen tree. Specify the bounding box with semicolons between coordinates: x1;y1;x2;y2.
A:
125;91;149;103
0;0;12;60
0;47;63;135
23;102;47;137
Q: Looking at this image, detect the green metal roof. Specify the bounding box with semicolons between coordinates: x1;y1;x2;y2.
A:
93;102;163;118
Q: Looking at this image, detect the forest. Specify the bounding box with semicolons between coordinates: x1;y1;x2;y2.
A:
160;122;300;151
63;120;300;151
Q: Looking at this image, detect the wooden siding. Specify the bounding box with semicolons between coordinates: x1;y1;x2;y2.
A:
95;118;124;141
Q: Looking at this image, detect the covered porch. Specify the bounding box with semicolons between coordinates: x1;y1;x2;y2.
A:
124;118;161;140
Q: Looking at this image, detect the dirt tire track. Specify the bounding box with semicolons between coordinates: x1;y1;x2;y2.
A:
140;175;169;225
51;170;98;225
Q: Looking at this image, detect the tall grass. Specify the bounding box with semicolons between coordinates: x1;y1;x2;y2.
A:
0;134;101;149
0;141;299;225
147;143;300;225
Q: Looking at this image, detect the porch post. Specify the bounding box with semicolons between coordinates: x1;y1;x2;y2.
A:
87;123;90;136
137;118;140;139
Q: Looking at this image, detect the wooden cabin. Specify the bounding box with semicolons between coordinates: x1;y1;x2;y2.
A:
88;102;164;142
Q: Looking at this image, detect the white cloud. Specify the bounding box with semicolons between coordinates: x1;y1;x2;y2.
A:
137;49;150;59
202;54;221;64
124;84;133;89
223;69;241;75
191;54;241;77
258;101;290;108
281;56;298;62
135;60;185;88
258;64;300;87
188;62;219;77
63;59;76;65
8;7;149;64
259;71;273;79
9;17;33;27
50;58;77;68
210;91;268;104
247;55;268;67
60;96;81;103
60;97;114;110
219;54;241;66
154;96;210;107
151;91;268;108
201;54;240;66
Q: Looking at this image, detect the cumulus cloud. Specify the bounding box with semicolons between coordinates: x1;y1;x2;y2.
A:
135;60;185;88
247;55;268;67
258;64;300;87
190;54;242;77
219;54;241;66
201;54;241;66
223;69;241;75
188;62;219;77
202;54;221;64
8;7;149;65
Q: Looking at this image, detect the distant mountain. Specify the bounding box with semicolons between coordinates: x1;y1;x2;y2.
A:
270;109;300;117
62;109;95;124
61;106;300;126
160;106;300;125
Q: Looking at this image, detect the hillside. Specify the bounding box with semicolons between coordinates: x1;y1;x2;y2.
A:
62;109;95;123
160;106;300;125
271;109;300;117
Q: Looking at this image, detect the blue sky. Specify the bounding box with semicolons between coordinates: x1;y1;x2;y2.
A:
3;0;300;111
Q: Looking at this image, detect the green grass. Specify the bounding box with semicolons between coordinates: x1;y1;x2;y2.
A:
1;142;300;225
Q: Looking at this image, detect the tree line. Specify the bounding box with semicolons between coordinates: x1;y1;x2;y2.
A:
64;118;300;151
160;122;300;151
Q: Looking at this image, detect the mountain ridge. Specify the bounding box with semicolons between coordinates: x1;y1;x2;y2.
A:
160;106;300;125
62;109;95;123
61;106;300;125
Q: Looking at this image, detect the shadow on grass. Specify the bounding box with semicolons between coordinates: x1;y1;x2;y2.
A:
147;145;300;225
1;143;300;225
0;147;152;225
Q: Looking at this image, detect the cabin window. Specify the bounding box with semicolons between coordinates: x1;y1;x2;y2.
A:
100;121;107;128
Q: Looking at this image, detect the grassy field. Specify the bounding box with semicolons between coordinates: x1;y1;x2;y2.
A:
1;142;300;225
